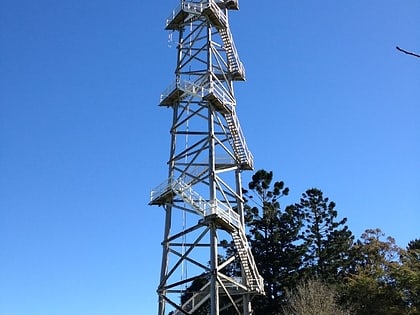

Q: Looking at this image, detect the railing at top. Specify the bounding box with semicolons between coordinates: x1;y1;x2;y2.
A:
166;2;204;28
166;0;227;30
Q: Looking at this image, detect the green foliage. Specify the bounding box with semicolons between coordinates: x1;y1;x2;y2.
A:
243;171;354;314
341;229;413;315
291;188;354;282
395;238;420;314
244;170;304;314
244;171;420;315
408;239;420;251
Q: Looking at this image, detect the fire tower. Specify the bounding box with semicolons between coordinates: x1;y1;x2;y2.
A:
150;1;264;314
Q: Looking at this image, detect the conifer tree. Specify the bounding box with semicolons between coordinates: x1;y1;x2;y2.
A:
291;188;354;281
243;170;305;314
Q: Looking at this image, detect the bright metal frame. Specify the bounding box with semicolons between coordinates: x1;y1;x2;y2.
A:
150;1;264;314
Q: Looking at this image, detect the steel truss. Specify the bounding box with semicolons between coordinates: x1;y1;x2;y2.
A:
150;1;264;314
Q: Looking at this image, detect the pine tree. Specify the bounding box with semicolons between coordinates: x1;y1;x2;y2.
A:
291;188;354;282
243;170;305;314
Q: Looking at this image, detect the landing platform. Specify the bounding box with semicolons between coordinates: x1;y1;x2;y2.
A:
165;9;189;30
222;0;239;10
160;86;184;106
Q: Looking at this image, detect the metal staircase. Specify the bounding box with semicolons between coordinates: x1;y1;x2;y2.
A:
150;177;241;228
168;232;264;315
172;282;211;315
171;274;247;315
224;112;254;170
232;229;265;294
151;177;264;310
165;1;244;81
159;80;253;170
219;28;245;81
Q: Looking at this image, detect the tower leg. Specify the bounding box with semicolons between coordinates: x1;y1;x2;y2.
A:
210;222;219;315
158;205;172;315
243;294;251;315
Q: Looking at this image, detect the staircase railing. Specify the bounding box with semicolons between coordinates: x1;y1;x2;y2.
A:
150;177;240;228
171;282;211;315
206;0;228;28
232;228;265;294
219;27;245;79
208;80;236;110
225;112;254;169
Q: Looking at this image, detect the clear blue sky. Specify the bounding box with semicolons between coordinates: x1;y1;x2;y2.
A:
1;1;419;314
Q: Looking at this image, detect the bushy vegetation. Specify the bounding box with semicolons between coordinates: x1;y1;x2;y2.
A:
243;170;419;315
283;278;349;315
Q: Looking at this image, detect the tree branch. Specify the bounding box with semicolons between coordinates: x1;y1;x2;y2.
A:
396;46;420;58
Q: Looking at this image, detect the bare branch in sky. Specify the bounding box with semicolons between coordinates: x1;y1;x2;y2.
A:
396;46;420;58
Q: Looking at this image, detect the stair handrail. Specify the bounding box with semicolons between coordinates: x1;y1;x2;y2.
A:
236;227;265;293
226;112;254;168
219;27;245;77
208;0;228;27
209;80;236;109
213;199;240;228
151;176;242;230
172;179;209;216
172;281;211;315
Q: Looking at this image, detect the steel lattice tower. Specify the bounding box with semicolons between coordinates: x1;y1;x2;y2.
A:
150;1;264;314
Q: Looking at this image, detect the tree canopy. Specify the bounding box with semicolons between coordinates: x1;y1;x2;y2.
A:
181;170;419;315
244;170;419;315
